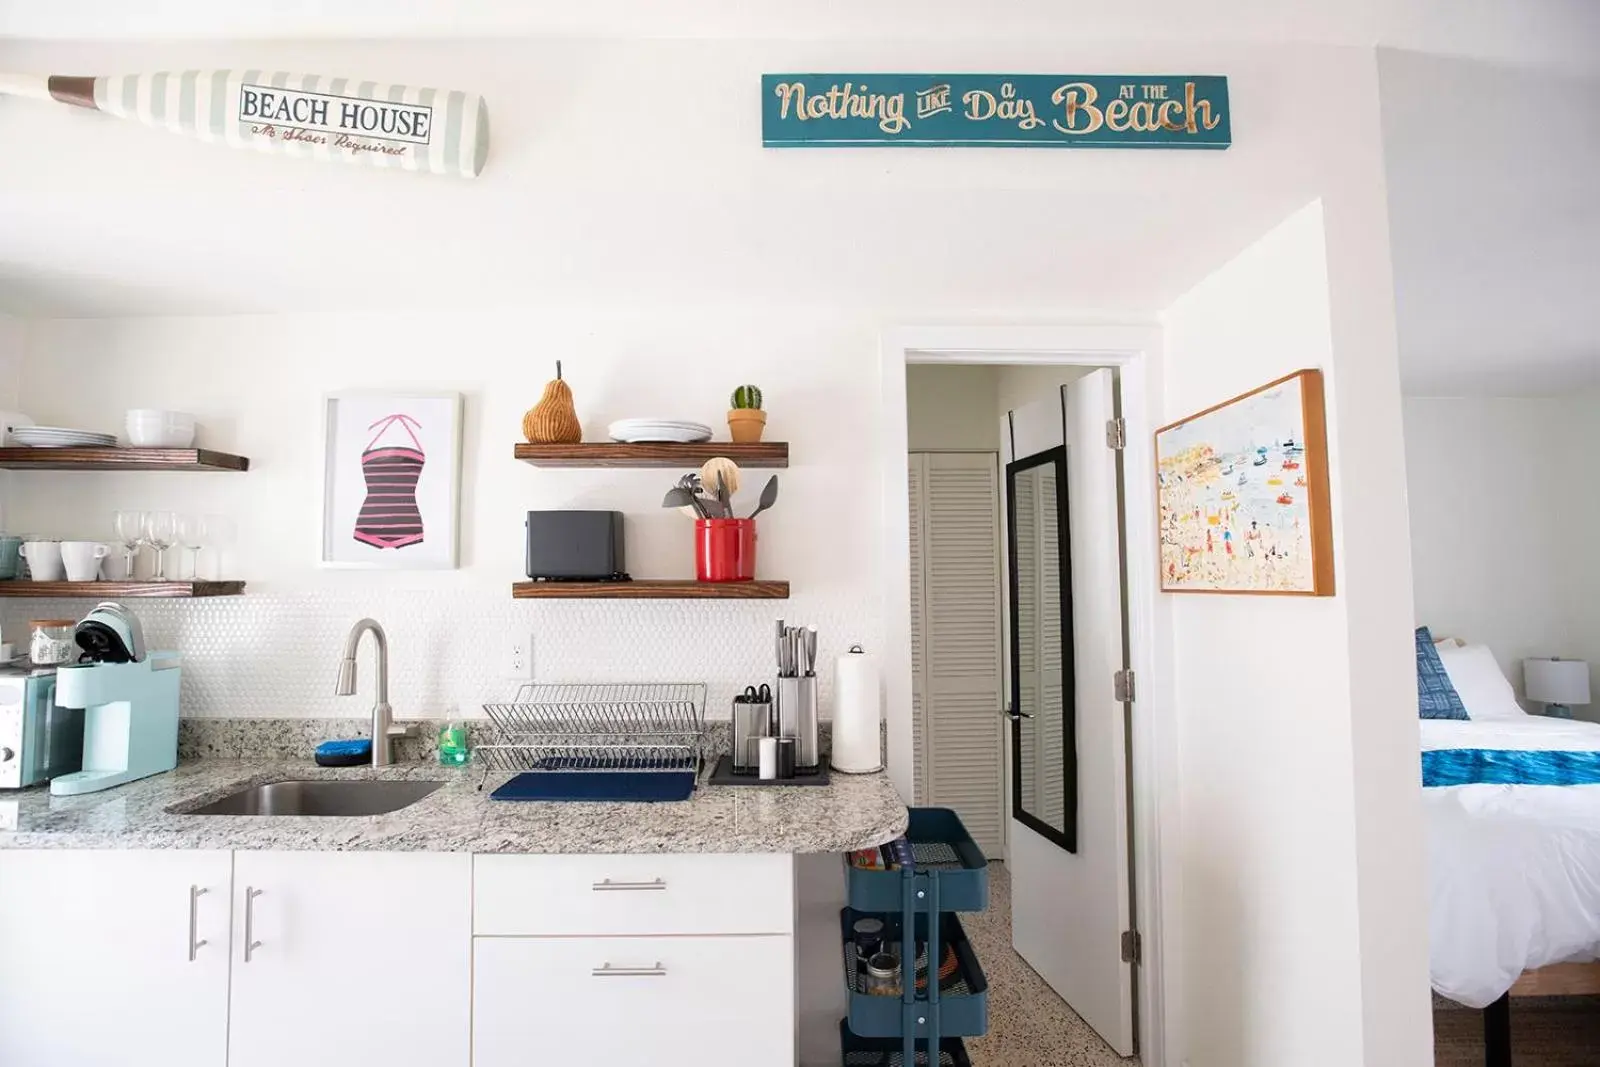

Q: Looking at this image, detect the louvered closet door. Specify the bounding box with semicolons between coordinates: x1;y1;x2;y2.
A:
1039;464;1067;830
909;454;930;804
911;451;1005;856
1013;469;1040;821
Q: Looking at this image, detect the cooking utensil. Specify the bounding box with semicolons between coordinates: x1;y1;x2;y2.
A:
673;474;705;520
661;486;705;517
804;626;818;676
748;475;779;520
699;457;741;504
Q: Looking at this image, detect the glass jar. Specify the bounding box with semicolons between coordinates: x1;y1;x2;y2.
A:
852;916;886;961
29;619;77;667
862;951;901;997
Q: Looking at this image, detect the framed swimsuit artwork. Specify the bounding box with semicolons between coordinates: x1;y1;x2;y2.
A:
320;391;463;569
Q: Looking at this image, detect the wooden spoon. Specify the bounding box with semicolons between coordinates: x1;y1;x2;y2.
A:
699;457;741;510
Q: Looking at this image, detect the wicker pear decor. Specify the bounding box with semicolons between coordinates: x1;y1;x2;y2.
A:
523;361;582;444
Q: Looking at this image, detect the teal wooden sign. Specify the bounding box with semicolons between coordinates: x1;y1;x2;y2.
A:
762;74;1230;149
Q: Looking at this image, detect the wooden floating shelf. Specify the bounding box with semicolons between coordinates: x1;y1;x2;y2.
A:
0;447;250;472
0;581;246;598
513;442;788;469
512;579;790;600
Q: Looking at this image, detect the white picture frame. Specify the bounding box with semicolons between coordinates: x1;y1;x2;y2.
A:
320;391;463;569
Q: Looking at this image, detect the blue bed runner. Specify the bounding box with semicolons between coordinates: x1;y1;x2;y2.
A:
1423;748;1600;787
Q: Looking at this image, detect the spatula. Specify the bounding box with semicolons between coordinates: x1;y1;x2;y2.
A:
662;486;707;518
747;475;779;519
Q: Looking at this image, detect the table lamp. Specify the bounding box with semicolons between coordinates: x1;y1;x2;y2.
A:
1523;658;1591;718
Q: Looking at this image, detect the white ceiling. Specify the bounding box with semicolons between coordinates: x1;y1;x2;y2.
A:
1380;51;1600;396
3;0;1598;71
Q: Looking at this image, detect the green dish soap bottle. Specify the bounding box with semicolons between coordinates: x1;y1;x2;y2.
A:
438;715;470;767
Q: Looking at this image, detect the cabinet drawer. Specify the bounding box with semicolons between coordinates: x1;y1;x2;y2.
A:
473;853;793;936
473;934;793;1067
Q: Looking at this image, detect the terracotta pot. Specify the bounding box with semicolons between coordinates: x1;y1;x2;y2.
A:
727;408;767;443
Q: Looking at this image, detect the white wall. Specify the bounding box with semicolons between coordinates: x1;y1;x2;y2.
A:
906;364;999;451
1379;51;1600;396
1162;201;1429;1066
1404;393;1600;717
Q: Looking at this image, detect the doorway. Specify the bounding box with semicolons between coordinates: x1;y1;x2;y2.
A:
883;325;1170;1067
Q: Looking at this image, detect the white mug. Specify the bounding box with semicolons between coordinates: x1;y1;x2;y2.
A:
100;550;133;581
19;541;64;582
60;541;109;582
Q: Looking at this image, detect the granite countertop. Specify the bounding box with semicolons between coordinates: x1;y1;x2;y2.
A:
0;759;908;855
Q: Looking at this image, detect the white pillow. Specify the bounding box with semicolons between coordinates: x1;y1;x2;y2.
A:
1437;644;1526;720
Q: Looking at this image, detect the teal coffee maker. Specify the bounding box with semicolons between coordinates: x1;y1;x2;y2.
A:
48;602;180;797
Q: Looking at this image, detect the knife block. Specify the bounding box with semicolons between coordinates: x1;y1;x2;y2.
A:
776;674;819;770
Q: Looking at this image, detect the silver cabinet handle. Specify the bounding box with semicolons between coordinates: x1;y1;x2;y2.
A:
591;962;667;977
591;877;666;892
187;885;209;962
243;887;263;962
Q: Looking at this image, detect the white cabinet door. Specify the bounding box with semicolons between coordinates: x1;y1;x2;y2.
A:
0;848;232;1067
228;851;471;1067
474;935;794;1067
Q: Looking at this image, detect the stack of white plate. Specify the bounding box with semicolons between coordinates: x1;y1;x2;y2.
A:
607;419;713;443
11;426;117;448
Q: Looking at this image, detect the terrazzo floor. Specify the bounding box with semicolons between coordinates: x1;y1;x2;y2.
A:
962;862;1133;1067
957;863;1600;1066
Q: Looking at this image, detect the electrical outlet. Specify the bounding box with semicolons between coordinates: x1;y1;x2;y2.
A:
504;634;534;679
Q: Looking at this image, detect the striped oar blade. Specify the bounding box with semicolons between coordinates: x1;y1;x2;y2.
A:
1;70;489;178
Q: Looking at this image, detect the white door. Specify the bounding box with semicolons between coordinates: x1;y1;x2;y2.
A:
474;935;793;1067
1005;369;1135;1055
909;451;1007;855
229;851;471;1067
0;848;232;1067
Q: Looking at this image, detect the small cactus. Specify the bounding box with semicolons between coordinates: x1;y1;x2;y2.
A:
730;384;763;410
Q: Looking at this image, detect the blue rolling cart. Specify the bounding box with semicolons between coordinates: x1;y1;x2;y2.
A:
840;808;990;1065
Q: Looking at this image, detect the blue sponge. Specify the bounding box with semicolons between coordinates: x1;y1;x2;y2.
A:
315;739;372;767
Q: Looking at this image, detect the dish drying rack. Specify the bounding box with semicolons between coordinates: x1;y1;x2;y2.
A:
477;683;708;800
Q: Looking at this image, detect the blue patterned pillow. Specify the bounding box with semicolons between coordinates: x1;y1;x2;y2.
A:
1416;626;1468;720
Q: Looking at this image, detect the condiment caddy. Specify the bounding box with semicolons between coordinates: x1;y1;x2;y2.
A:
839;807;992;1063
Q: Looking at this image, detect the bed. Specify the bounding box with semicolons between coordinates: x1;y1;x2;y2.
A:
1424;715;1600;1006
1423;710;1600;1065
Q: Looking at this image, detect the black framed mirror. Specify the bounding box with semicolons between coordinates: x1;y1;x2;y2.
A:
1006;445;1077;853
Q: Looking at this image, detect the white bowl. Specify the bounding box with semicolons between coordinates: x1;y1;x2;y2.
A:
125;409;196;448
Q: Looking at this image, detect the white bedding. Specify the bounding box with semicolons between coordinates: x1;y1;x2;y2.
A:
1423;717;1600;1007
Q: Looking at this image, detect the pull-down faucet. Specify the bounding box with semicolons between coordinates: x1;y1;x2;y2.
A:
334;618;414;766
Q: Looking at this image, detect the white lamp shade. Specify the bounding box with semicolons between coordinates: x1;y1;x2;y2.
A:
1523;658;1591;706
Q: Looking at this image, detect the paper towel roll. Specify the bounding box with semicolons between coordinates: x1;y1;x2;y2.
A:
831;645;883;773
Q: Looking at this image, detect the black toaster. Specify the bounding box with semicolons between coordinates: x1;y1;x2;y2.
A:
525;511;628;581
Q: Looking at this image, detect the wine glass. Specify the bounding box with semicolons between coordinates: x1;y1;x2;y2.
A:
142;511;177;580
113;509;145;579
177;514;208;580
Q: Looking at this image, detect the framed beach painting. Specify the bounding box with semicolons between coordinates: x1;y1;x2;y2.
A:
1155;369;1334;596
321;391;463;569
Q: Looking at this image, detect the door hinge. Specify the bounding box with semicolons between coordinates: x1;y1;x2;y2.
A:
1105;417;1126;450
1113;668;1135;703
1121;929;1142;965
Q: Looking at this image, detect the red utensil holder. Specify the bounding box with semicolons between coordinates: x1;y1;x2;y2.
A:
695;519;757;582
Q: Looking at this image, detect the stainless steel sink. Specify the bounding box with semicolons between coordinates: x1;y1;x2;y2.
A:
185;780;444;817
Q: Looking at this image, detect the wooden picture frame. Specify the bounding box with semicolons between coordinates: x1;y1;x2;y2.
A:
1155;369;1334;596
